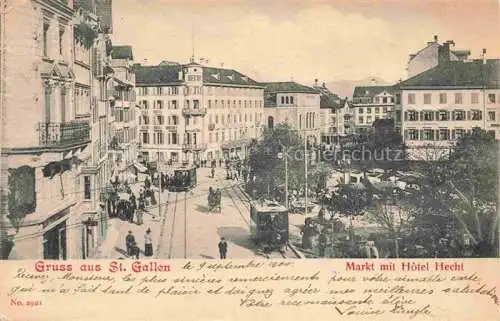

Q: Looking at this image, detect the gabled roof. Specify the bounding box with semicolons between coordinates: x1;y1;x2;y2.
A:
135;64;262;87
111;46;134;60
263;81;320;94
398;59;500;89
353;85;394;98
135;65;183;85
202;67;262;87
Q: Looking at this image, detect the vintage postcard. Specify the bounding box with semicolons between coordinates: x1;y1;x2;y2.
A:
0;0;499;320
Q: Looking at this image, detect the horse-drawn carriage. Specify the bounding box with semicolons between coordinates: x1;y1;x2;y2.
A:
208;187;221;212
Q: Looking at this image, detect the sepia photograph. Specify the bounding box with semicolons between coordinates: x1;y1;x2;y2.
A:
1;0;499;262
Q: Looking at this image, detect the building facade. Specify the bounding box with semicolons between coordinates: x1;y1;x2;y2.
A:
0;0;114;259
407;35;471;78
351;85;395;134
396;58;500;160
313;81;345;146
263;81;321;144
109;45;137;181
135;60;265;166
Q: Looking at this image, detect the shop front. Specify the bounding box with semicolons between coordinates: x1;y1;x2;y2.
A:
43;219;67;260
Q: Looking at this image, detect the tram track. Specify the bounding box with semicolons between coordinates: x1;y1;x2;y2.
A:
154;191;171;259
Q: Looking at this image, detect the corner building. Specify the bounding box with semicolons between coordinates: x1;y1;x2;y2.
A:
135;61;265;165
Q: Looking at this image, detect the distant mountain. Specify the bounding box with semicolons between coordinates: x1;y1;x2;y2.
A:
325;77;390;99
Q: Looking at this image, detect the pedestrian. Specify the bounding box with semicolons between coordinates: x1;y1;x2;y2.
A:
318;231;327;257
132;241;140;259
144;228;153;257
125;231;135;257
211;167;215;179
218;237;228;259
129;194;137;223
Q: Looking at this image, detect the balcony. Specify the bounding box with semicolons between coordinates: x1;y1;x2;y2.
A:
182;108;207;117
153;109;163;115
182;143;207;151
140;125;149;131
38;122;90;148
165;125;177;131
153;125;162;131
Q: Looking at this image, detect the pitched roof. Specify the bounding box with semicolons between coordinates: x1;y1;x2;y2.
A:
135;65;183;86
135;64;263;87
202;67;262;87
353;85;395;98
398;59;500;89
111;46;133;60
263;81;320;94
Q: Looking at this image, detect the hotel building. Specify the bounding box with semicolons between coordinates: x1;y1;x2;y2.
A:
396;56;500;160
134;59;265;166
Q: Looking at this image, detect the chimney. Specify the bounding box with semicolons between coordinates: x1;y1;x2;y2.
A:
314;79;318;87
322;82;326;88
434;35;438;42
482;48;487;65
438;42;452;65
370;78;377;85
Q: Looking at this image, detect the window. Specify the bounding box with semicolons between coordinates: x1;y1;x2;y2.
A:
408;93;415;104
395;93;401;104
470;110;482;120
407;111;418;121
488;111;496;121
172;100;177;109
471;93;479;104
382;97;388;104
142;115;149;124
406;129;418;140
156;115;164;125
366;116;372;123
367;108;372;114
454;93;463;104
359;108;364;114
424;93;431;104
215;115;219;124
375;107;380;113
488;94;496;103
142;132;149;144
438;129;450;141
43;22;49;57
454;110;466;120
439;110;449;121
156;100;163;109
383;107;388;113
422;129;434;141
423;111;434;121
215;132;219;142
209;133;213;143
454;129;466;139
439;93;447;104
285;96;289;104
84;176;91;200
290;96;294;104
59;26;65;57
358;116;364;124
208;100;212;109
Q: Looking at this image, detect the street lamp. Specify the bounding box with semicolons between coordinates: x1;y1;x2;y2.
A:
277;151;288;208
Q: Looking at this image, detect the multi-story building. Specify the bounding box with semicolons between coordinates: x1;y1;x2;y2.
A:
351;85;395;134
109;45;137;180
263;81;321;144
135;59;265;165
0;0;114;259
313;81;345;146
407;35;471;78
396;56;500;160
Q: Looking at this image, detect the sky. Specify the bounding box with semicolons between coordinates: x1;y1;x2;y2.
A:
112;0;500;86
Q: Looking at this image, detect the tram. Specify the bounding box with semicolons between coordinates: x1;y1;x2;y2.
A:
167;165;197;192
250;200;289;252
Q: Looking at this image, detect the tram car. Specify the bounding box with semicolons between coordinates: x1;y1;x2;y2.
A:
167;165;197;192
250;200;289;252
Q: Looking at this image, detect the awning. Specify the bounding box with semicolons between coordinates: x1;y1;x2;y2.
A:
75;147;91;161
64;150;73;159
133;162;147;173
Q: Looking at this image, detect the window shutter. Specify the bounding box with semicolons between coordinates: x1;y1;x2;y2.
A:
467;111;471;120
435;111;439;121
451;111;455;120
419;111;423;121
479;111;483;120
451;129;456;140
435;129;440;141
404;112;408;121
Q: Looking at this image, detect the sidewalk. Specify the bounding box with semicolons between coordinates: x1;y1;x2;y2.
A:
94;181;170;259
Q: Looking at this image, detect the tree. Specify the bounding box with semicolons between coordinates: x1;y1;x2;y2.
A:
408;128;499;257
247;123;324;199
